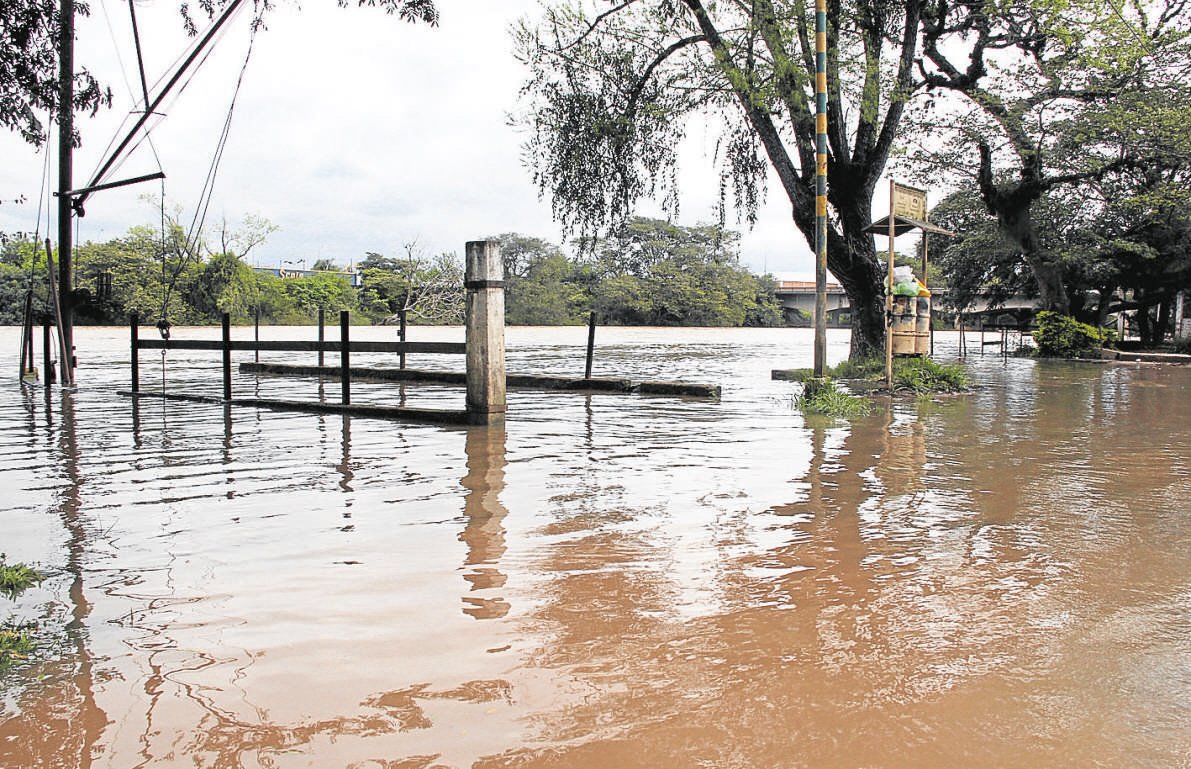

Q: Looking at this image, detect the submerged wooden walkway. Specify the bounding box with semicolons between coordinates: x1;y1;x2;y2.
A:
118;390;474;424
239;362;722;399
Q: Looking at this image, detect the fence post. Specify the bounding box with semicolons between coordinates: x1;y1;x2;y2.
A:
318;308;325;368
44;322;55;387
584;311;597;380
254;307;260;363
465;240;505;425
399;309;408;370
130;314;139;393
340;310;351;405
222;313;232;401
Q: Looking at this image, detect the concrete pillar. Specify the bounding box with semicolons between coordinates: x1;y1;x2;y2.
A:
465;240;506;425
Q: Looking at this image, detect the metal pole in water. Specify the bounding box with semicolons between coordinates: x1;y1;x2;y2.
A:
886;180;896;390
585;311;597;380
43;323;54;387
130;314;139;393
340;310;350;405
813;0;828;379
399;309;408;370
222;313;232;400
254;307;260;364
318;308;325;368
57;0;76;385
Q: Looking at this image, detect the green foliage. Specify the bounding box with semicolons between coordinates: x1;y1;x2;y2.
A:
2;217;780;330
1172;336;1191;354
0;0;110;146
1034;311;1113;357
494;221;781;328
492;233;587;325
357;246;464;325
186;252;259;321
0;627;35;670
892;358;970;394
0;556;42;599
794;376;873;419
515;0;929;358
828;357;886;381
825;357;969;394
587;217;782;327
907;0;1191;316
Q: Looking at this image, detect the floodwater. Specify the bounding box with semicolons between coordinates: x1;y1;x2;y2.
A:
1;325;1189;769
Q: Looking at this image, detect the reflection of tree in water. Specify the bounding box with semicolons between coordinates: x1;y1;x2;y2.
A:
2;391;106;769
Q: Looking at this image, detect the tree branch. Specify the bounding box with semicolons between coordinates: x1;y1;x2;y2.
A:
552;0;641;54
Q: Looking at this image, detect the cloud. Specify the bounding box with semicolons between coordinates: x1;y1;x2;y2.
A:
0;0;820;276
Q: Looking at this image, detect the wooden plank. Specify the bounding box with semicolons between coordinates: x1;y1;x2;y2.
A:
136;339;466;354
635;380;722;399
240;362;716;397
242;362;466;384
117;390;472;425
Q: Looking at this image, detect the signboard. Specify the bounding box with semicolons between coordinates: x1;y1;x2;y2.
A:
891;182;927;221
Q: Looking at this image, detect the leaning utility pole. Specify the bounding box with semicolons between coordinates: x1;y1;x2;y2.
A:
813;0;828;378
56;0;76;385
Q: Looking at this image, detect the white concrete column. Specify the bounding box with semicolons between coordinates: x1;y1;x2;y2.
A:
465;240;506;425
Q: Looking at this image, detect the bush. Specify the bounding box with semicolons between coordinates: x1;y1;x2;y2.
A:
1172;335;1191;354
1034;311;1113;358
795;376;874;418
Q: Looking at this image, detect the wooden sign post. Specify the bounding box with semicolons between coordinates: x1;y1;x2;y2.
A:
886;182;927;390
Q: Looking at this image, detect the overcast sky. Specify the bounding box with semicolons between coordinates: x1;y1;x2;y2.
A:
0;0;856;277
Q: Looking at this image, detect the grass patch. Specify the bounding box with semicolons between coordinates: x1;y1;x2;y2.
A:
0;556;43;599
0;626;35;670
892;357;970;393
828;358;886;381
795;376;874;418
823;357;970;394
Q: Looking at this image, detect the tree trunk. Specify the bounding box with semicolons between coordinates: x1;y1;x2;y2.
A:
1095;285;1115;327
1137;299;1154;346
1156;297;1172;346
999;203;1070;314
977;144;1070;315
791;192;886;361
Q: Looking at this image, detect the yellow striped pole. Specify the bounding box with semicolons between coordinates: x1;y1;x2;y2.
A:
813;0;828;377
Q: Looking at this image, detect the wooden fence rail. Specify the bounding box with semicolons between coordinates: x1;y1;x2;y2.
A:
125;241;507;425
129;312;467;406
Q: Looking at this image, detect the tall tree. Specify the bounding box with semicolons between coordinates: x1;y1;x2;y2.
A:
515;0;927;359
911;0;1191;314
0;0;108;145
358;241;464;324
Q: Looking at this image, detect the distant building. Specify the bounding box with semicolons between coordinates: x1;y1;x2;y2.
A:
254;266;363;288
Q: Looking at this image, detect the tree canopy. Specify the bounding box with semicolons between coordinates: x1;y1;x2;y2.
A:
515;0;929;359
1;216;782;330
906;0;1191;314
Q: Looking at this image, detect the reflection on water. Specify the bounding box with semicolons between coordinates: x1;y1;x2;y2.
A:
1;327;1189;768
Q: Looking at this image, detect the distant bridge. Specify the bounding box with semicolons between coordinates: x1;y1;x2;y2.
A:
773;280;1038;325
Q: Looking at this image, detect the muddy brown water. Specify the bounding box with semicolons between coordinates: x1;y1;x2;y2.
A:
1;326;1188;769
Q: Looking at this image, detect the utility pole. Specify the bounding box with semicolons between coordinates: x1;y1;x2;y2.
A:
57;0;76;383
813;0;828;378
